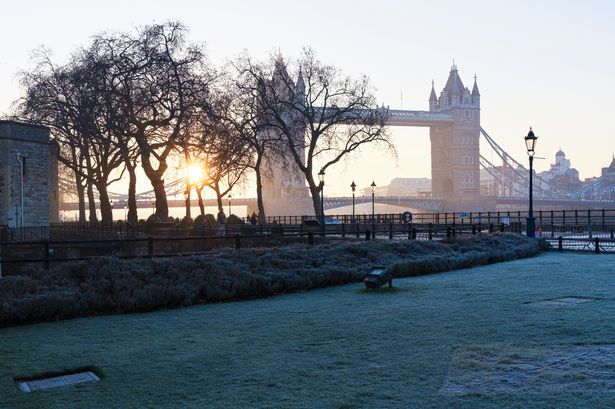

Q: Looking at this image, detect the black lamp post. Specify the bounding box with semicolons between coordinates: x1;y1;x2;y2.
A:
524;127;538;238
228;194;232;216
371;181;376;239
319;168;325;235
350;181;356;223
370;181;376;223
123;204;127;223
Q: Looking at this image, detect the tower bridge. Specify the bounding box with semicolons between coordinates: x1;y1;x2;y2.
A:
62;62;615;217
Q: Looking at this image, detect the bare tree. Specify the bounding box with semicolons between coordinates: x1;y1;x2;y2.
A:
90;22;211;220
250;48;392;216
208;59;281;222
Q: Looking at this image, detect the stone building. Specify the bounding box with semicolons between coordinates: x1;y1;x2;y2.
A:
538;149;581;193
0;121;59;230
429;64;481;199
260;55;312;216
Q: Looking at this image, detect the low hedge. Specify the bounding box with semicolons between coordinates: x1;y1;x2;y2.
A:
0;234;541;326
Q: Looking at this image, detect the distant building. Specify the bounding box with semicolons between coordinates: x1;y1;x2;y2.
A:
387;178;431;196
600;156;615;183
0;121;59;231
538;149;581;193
360;178;431;197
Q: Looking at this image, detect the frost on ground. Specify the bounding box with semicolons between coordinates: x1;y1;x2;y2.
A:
3;253;615;408
442;344;615;393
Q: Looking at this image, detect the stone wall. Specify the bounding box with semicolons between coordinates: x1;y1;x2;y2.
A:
0;121;56;228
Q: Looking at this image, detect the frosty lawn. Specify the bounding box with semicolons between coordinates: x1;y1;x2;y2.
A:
3;252;615;408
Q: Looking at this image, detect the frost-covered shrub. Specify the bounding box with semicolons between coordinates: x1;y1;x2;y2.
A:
0;234;540;326
226;214;244;225
180;216;194;229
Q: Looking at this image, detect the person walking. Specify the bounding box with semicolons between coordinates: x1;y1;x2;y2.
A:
217;209;227;235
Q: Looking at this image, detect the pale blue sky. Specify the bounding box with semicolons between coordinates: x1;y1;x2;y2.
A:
1;0;614;195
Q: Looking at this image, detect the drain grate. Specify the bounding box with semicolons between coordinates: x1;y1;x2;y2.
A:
16;371;100;393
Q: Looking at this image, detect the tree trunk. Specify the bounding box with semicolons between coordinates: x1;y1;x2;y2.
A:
86;182;98;222
97;184;113;225
195;186;205;216
309;183;322;218
126;164;138;225
254;164;266;224
75;173;86;223
214;185;223;213
184;176;191;219
150;177;169;220
141;152;169;220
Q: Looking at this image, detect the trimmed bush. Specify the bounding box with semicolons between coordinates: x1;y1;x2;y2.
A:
226;214;244;225
180;216;194;229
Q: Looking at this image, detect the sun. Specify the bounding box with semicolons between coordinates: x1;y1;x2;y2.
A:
187;163;203;184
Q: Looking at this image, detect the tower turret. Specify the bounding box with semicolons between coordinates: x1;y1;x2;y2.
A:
471;74;480;107
429;80;438;111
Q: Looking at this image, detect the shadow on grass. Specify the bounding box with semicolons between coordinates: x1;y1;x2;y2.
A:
356;286;416;295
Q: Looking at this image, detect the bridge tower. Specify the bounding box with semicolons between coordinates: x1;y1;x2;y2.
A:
260;55;312;216
429;64;483;210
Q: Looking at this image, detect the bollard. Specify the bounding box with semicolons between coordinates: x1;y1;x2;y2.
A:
389;223;393;240
407;223;412;240
428;223;433;240
308;232;314;245
558;236;563;252
446;226;451;239
452;227;456;237
365;230;371;241
412;227;417;240
595;237;600;254
341;223;345;238
235;234;241;250
472;225;477;235
500;223;505;233
489;223;493;234
356;222;360;238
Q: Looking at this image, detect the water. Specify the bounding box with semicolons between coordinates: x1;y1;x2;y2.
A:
60;205;249;222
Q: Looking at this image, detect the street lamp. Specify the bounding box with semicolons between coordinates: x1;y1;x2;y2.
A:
370;181;376;223
124;204;127;223
319;168;325;234
524;127;538;238
350;181;356;223
228;194;233;215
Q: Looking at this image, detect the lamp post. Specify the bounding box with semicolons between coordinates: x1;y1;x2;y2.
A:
524;127;538;238
124;204;127;223
319;168;325;235
184;190;190;219
370;181;376;223
350;181;356;223
228;194;232;216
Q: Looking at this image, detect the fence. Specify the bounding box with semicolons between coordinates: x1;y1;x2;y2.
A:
267;209;615;228
3;210;615;274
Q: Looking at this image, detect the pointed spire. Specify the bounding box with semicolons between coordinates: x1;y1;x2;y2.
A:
471;74;480;97
429;80;437;102
443;64;465;96
296;68;305;90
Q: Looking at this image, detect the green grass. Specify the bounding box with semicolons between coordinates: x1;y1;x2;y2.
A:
2;252;615;408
